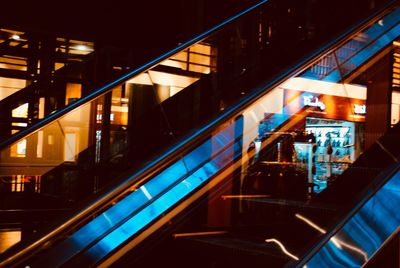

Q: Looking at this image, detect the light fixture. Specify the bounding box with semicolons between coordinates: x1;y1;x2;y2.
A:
75;45;87;51
11;34;20;40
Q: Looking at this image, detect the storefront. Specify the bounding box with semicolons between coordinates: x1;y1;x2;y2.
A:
282;85;366;191
242;77;366;196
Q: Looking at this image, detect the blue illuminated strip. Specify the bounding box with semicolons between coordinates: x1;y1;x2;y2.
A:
71;7;400;265
301;8;400;82
39;142;213;265
21;3;398;267
77;121;243;264
306;171;400;267
36;120;242;266
323;24;400;82
84;161;220;261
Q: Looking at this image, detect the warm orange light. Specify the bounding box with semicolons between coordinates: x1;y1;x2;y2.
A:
173;231;227;238
265;238;299;260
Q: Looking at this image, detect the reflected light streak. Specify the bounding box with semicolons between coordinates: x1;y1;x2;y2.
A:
265;238;299;261
259;103;269;113
295;213;368;260
331;236;368;262
249;110;259;123
182;179;192;188
330;237;343;249
140;185;152;200
295;213;341;248
295;214;326;234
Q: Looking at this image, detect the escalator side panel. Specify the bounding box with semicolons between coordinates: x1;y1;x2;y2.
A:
305;170;400;267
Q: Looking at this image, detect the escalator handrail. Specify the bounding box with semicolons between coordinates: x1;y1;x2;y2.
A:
0;0;270;150
363;226;400;267
1;1;398;266
296;161;400;267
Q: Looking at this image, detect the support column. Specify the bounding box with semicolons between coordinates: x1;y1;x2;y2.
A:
365;53;392;150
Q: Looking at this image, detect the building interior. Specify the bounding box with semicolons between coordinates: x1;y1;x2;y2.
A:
0;0;400;267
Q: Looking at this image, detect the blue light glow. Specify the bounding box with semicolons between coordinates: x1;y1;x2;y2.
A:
37;115;243;266
27;4;400;267
301;8;400;82
306;171;400;267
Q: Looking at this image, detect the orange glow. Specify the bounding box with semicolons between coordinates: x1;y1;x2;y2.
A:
173;231;227;238
0;230;21;253
65;83;82;105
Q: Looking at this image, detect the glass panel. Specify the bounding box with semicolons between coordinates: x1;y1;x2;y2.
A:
306;170;400;267
1;1;400;266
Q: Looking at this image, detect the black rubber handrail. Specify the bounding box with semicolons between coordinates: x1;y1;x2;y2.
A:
296;153;400;266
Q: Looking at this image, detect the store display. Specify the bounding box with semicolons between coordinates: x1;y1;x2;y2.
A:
245;115;359;197
305;117;355;192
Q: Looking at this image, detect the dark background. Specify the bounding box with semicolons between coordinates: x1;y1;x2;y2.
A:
0;1;258;49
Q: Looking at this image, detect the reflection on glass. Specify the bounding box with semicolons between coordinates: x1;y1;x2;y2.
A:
1;3;400;266
265;238;299;261
306;171;400;267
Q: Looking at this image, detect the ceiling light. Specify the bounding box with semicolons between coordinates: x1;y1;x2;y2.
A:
76;45;87;51
11;34;20;40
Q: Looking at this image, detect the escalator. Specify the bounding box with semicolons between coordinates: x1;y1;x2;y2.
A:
0;0;400;267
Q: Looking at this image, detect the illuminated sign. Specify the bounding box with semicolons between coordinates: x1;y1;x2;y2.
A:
354;104;366;114
303;95;326;111
284;89;365;122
